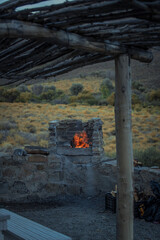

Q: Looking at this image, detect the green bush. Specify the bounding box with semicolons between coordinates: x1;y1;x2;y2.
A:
24;124;36;133
39;89;57;101
43;85;56;92
70;83;84;96
134;147;160;167
18;92;32;102
69;91;97;105
96;98;108;106
147;89;160;102
31;84;43;95
132;81;145;92
0;87;6;102
56;89;64;98
1;88;20;102
17;84;30;93
132;93;142;105
0;120;17;130
107;92;115;106
100;78;114;98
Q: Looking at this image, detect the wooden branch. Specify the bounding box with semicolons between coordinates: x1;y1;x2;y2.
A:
0;20;153;62
0;54;113;86
18;50;77;77
41;0;120;18
131;0;150;11
0;0;46;11
39;55;113;78
66;18;148;32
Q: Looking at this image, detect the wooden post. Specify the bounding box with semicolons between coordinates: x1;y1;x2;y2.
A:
0;214;10;240
115;54;134;240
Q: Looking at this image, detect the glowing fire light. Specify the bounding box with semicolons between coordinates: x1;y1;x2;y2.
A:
72;131;90;148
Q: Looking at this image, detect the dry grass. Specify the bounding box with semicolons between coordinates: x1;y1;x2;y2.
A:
0;102;160;156
32;76;103;94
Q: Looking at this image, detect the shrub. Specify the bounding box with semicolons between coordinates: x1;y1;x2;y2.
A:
70;83;84;96
39;89;57;101
132;93;142;105
1;88;20;102
53;94;69;104
18;92;32;102
96;98;108;106
43;85;56;92
107;92;115;106
56;89;64;97
17;84;30;93
69;91;97;105
132;81;145;92
0;120;17;130
31;84;43;95
0;87;6;102
0;142;13;153
89;71;106;79
147;89;160;102
24;124;36;133
134;147;160;167
100;78;114;98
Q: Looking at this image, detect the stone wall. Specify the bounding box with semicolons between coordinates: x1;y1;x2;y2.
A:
0;118;159;203
0;151;159;203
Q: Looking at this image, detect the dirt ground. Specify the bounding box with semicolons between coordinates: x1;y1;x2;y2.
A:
4;196;160;240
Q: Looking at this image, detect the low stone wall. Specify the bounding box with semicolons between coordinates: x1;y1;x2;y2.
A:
96;160;160;196
0;151;159;203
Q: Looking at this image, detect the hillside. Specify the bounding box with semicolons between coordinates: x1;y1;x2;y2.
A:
52;49;160;89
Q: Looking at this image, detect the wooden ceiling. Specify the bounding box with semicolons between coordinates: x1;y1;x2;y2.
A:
0;0;160;85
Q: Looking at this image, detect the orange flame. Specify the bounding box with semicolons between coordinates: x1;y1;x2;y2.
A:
72;130;90;148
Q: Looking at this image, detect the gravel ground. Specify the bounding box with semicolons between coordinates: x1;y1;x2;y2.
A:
4;196;160;240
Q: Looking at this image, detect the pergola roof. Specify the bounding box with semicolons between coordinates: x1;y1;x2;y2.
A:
0;0;160;86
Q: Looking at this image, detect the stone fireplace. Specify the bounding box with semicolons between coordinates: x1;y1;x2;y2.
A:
0;117;159;204
48;118;104;164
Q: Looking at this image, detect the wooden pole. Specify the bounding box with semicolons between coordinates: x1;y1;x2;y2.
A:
115;54;134;240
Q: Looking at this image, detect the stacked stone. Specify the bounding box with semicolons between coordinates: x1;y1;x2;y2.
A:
85;118;104;163
49;118;104;163
48;120;59;152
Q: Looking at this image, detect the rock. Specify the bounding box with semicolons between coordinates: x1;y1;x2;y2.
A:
24;146;49;155
12;181;29;194
13;148;27;156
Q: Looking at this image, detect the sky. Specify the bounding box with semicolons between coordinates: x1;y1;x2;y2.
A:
0;0;74;9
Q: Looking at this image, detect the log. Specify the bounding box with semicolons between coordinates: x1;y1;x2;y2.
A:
0;20;153;62
115;54;134;240
41;0;120;18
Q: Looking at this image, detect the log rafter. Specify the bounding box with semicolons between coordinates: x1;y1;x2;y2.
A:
0;0;160;85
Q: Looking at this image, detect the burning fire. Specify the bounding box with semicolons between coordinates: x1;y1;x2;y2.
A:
72;130;90;148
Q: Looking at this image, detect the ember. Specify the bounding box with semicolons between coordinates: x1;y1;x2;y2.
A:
72;131;90;148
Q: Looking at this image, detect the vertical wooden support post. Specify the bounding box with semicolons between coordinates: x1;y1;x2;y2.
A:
115;54;134;240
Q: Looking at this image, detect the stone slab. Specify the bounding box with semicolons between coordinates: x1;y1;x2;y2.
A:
25;146;49;155
57;147;92;156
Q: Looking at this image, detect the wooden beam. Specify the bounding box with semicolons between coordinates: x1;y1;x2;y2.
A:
0;20;153;62
115;54;134;240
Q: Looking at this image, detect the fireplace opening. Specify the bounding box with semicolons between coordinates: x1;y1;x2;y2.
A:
71;130;92;149
49;118;104;160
